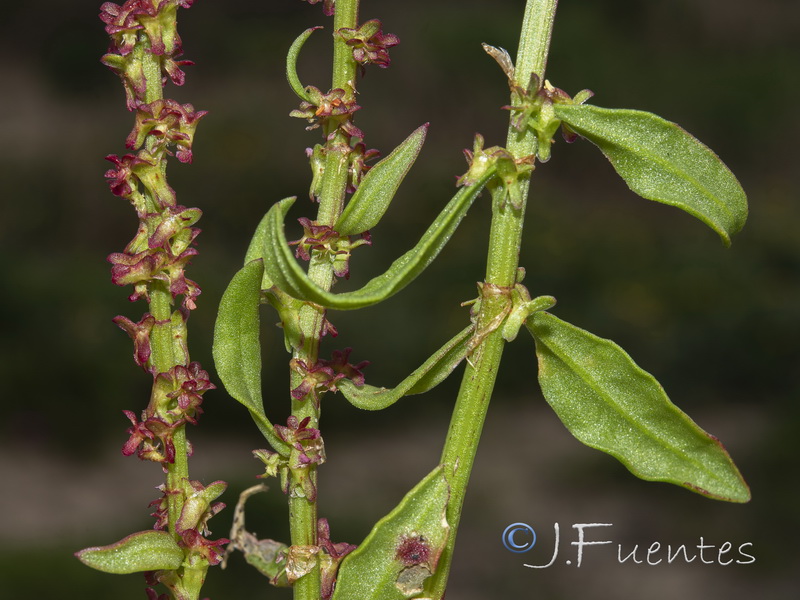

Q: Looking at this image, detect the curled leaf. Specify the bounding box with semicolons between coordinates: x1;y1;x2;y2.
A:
337;325;474;410
335;124;428;235
526;311;750;503
263;169;495;310
75;530;183;574
287;27;323;103
553;103;747;245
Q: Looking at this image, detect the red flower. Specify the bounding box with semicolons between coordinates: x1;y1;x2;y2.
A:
338;20;400;72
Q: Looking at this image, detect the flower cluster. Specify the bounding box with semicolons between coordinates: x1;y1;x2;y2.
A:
317;518;356;599
289;218;372;279
100;0;195;109
290;86;363;141
290;348;369;406
337;19;399;73
504;74;594;162
122;361;214;463
254;416;326;501
86;4;228;598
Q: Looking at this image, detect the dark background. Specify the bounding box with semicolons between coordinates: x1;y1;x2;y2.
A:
1;0;797;598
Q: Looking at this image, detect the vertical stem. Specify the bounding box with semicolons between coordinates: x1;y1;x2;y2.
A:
290;2;360;599
138;37;193;543
427;0;558;597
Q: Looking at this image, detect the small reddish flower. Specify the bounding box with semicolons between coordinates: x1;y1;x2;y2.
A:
347;142;381;193
121;410;180;463
104;153;151;201
113;313;156;369
290;86;363;139
180;529;230;566
108;250;167;289
274;416;321;446
165;362;215;424
126;99;207;162
148;484;174;530
100;1;145;56
273;416;325;500
290;218;338;262
290;348;368;403
317;518;356;600
338;20;399;72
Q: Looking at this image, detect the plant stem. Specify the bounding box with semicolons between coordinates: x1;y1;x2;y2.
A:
289;2;359;599
427;0;558;596
150;281;190;537
139;37;193;543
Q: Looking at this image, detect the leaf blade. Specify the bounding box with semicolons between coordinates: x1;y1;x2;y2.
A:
75;530;183;574
332;466;450;600
527;311;750;503
337;325;474;410
553;103;747;245
263;170;495;310
335;124;428;235
212;259;287;453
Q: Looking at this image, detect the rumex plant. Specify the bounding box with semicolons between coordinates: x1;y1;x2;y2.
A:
78;0;751;599
76;2;228;599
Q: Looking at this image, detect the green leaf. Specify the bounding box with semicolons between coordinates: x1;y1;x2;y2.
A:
213;259;288;454
75;530;183;574
335;124;428;235
244;210;275;288
332;466;450;600
553;103;747;246
338;325;474;410
263;169;495;310
286;27;321;103
526;311;750;503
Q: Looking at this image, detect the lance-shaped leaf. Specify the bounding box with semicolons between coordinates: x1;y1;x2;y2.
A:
263;169;495;310
335;124;428;235
213;259;288;455
338;324;473;410
526;311;750;503
553;103;747;246
332;466;450;600
75;530;183;574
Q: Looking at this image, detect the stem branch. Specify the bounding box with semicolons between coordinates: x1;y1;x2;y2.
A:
289;2;360;600
428;1;558;596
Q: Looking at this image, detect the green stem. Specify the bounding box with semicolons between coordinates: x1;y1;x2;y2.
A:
140;36;193;543
427;1;558;597
150;282;190;537
289;2;360;599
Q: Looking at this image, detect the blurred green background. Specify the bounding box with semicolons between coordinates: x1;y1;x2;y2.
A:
1;0;798;598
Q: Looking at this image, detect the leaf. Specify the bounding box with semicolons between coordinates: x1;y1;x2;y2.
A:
213;259;288;454
332;466;450;600
335;124;428;235
553;103;747;246
526;311;750;503
263;169;495;310
75;530;183;574
337;325;474;410
286;27;322;103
